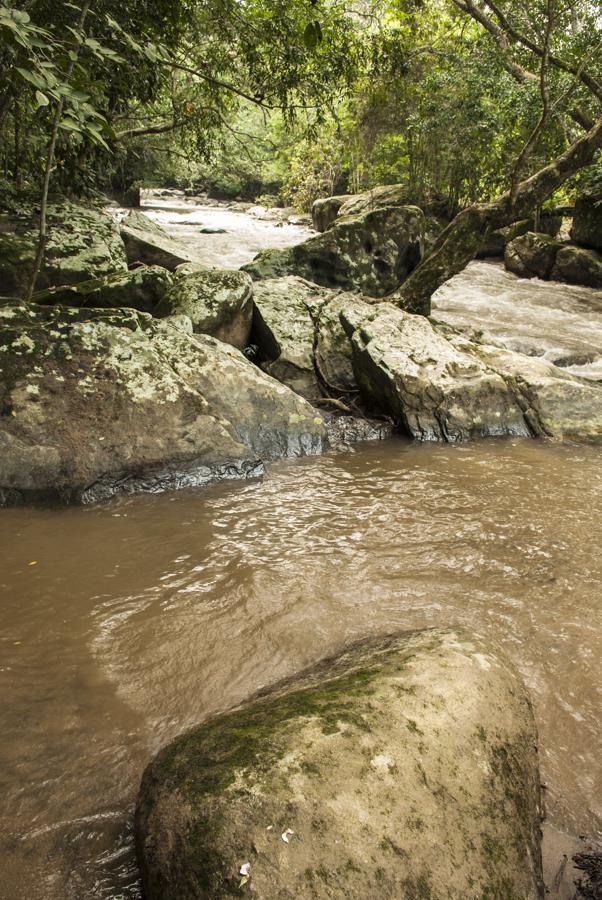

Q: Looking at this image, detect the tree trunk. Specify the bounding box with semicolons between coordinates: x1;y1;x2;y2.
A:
23;1;91;302
394;115;602;315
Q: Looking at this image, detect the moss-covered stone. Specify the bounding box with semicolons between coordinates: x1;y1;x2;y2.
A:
155;268;253;349
0;302;327;506
0;201;128;296
136;628;544;900
120;211;203;271
504;232;563;280
551;244;602;288
31;265;173;313
243;206;425;298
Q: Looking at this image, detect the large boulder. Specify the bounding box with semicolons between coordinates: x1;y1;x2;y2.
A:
120;211;201;271
336;183;409;220
571;194;602;251
136;627;544;900
0;304;327;506
504;232;563;280
243;206;425;298
550;244;602;288
31;265;173;313
251;277;328;401
155;269;253;349
251;278;376;400
311;194;353;232
0;200;128;296
343;305;602;443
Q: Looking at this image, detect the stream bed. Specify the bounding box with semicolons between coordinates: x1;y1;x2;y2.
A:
1;200;601;899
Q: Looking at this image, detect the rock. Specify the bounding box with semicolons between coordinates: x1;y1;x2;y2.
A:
136;627;544;900
315;293;374;392
311;194;353;232
346;305;530;441
0;303;327;506
473;341;602;440
343;305;602;443
336;184;409;220
31;265;173;313
120;211;201;270
154;269;253;349
251;277;328;401
199;226;227;234
504;232;563;280
325;413;393;445
243;206;425;298
571;194;602;251
251;278;376;401
551;244;602;289
477;217;562;259
0;200;128;297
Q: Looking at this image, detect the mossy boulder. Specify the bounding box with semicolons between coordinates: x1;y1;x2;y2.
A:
0;303;327;506
311;194;353;232
120;211;202;271
31;265;173;313
336;184;409;220
155;269;253;349
504;232;563;280
0;201;128;296
251;277;376;401
571;194;602;251
251;277;328;401
342;305;602;443
550;244;602;288
243;206;425;298
136;627;544;900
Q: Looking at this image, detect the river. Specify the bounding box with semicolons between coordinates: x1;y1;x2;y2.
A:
1;198;601;899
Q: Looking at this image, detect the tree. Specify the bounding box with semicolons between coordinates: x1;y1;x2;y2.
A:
391;0;602;314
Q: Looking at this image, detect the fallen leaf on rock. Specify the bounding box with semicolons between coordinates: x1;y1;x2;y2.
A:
281;828;294;843
239;863;251;877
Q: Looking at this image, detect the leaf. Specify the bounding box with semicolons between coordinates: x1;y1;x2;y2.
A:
16;67;47;90
35;90;49;107
304;22;319;50
59;117;84;132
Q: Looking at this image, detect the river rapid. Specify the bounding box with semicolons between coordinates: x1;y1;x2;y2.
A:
1;198;601;899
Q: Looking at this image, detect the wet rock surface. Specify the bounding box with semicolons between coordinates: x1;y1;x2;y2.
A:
155;268;253;349
551;244;602;289
243;205;425;297
136;627;544;900
0;303;327;506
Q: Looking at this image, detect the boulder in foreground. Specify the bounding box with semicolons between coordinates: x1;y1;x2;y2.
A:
136;627;544;900
31;265;173;313
0;304;327;506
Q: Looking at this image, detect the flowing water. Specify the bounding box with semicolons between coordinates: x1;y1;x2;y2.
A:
1;202;601;899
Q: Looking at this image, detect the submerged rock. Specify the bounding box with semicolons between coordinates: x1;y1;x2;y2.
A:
31;265;173;313
0;304;327;506
571;193;602;251
120;211;202;271
551;244;602;289
136;627;544;900
0;201;128;296
155;269;253;349
343;305;602;443
243;206;425;298
504;232;563;280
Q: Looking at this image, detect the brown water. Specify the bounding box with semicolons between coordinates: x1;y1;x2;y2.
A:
1;437;602;899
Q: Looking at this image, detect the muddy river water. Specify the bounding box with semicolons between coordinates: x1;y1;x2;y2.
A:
1;200;601;899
